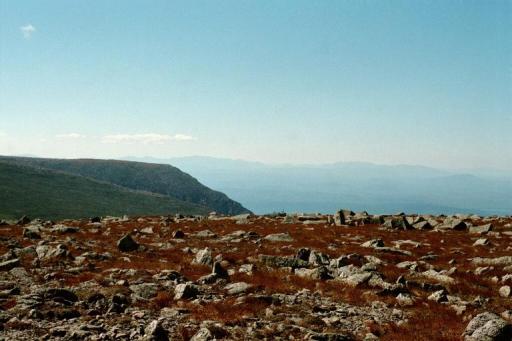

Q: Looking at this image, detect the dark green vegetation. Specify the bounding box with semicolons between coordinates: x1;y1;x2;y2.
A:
0;162;212;220
0;156;250;220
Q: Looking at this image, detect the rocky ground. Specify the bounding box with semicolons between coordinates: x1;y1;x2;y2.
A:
0;210;511;340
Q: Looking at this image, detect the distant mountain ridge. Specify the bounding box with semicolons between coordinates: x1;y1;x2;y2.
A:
0;156;250;219
125;156;512;216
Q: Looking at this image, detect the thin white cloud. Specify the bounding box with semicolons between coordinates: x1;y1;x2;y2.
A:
55;133;87;139
102;133;196;144
20;24;36;39
173;134;196;141
0;132;6;138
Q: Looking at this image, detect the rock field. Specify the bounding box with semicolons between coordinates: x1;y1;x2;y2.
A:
0;210;511;340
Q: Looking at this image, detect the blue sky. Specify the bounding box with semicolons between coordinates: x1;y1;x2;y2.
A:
1;1;511;169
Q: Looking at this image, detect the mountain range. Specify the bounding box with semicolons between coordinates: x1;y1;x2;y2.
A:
125;156;512;216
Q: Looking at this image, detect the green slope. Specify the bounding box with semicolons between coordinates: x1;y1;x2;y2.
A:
0;162;210;220
0;156;250;215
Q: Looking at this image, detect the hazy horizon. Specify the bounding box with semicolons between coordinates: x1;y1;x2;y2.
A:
3;152;512;174
1;1;510;170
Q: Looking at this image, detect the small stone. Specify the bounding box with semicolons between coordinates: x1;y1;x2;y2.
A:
144;319;169;341
172;230;185;238
463;312;512;340
17;216;31;225
473;238;489;246
212;261;228;278
361;239;384;248
428;290;448;303
174;283;199;300
0;258;20;271
469;224;493;234
499;285;511;298
224;282;252;295
396;293;415;306
264;233;294;242
195;230;217;238
193;247;212;265
140;227;154;234
117;234;139;252
23;227;41;239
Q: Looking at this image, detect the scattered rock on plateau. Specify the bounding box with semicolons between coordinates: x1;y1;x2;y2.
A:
0;258;20;271
306;331;353;340
172;230;185;238
413;220;433;230
259;254;308;268
90;216;101;223
473;238;489;246
463;312;512;341
472;256;512;267
396;293;415;306
190;327;214;341
140;226;154;234
428;290;448;303
117;234;139;252
421;269;455;284
296;247;311;261
174;283;199;300
439;218;467;230
499;285;511;298
361;239;384;248
212;261;229;278
144;319;169;341
23;226;41;239
51;224;79;233
224;282;252;295
130;283;158;300
193;247;213;266
333;210;353;226
382;216;411;229
469;224;493;234
44;288;78;304
17;215;31;225
195;229;217;238
264;232;294;242
308;250;330;266
295;266;332;280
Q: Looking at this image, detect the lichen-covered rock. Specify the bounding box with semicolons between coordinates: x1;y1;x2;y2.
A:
463;312;512;340
193;247;212;265
264;232;294;242
174;283;199;300
144;319;169;341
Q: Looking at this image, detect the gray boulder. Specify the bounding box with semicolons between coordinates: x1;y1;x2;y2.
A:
144;319;169;341
174;283;199;300
470;224;493;234
463;312;512;340
361;239;384;248
224;282;253;295
295;266;331;280
259;254;308;268
439;218;467;230
130;283;158;300
308;250;330;266
264;232;293;242
193;247;213;266
382;216;411;229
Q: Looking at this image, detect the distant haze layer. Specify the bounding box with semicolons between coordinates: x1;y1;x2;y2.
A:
126;156;512;216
